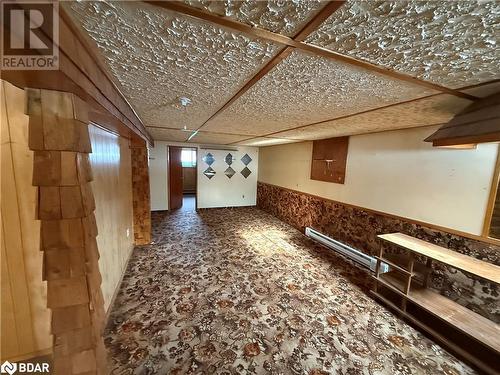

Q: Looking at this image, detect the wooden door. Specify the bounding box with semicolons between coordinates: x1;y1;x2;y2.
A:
169;146;183;210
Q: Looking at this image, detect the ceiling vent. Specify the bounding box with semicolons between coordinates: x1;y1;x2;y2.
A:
425;92;500;148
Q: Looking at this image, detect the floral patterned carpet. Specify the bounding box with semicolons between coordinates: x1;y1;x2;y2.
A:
104;207;474;374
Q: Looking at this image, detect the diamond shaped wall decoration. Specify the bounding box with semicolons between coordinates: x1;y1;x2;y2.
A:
202;153;215;166
225;153;233;165
241;153;252;166
203;167;216;179
241;167;251;179
224;166;236;179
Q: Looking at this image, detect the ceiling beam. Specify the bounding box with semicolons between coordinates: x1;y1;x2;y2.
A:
228;93;458;145
145;1;477;102
2;4;153;145
231;78;500;145
186;47;293;139
147;1;346;141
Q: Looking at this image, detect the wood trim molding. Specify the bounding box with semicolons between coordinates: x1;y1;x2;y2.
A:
183;1;346;139
482;147;500;237
232;79;498;145
145;1;477;102
292;1;346;42
186;47;294;139
58;8;151;144
230;94;449;144
258;181;500;246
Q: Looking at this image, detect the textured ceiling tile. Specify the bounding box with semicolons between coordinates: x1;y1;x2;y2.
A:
203;50;436;136
63;1;280;129
147;128;190;142
184;0;327;36
307;0;500;88
188;132;249;145
461;81;500;98
273;94;471;140
235;137;300;147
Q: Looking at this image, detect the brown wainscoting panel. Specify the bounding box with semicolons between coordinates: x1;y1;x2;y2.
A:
257;182;500;322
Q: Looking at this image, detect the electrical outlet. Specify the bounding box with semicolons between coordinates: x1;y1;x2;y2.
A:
242;194;245;199
126;228;130;238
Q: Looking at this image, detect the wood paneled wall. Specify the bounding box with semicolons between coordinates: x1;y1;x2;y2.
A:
88;125;134;310
1;81;52;361
1;81;136;364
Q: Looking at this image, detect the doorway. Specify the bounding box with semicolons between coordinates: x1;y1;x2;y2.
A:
168;146;197;211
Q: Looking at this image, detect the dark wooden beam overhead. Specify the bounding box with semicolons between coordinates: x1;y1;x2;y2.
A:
425;92;500;147
145;0;477;102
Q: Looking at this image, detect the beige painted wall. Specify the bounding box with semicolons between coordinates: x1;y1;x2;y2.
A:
0;81;135;361
258;126;499;236
89;125;135;311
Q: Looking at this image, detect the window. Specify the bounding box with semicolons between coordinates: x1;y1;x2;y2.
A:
181;149;196;168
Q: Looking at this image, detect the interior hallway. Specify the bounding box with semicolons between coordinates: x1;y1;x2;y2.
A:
180;194;196;212
104;208;473;374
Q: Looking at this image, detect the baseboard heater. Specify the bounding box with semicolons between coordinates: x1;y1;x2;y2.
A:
305;227;389;273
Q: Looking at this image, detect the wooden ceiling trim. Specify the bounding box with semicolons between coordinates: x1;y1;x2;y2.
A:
232;78;500;145
59;7;150;142
292;1;346;42
145;1;477;102
425;92;500;146
297;43;477;101
231;93;450;144
1;3;153;145
183;47;294;140
146;125;264;138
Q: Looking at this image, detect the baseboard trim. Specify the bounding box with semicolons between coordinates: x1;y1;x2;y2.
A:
104;245;135;324
2;348;52;363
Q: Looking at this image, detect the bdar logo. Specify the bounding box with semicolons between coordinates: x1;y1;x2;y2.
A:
0;361;17;375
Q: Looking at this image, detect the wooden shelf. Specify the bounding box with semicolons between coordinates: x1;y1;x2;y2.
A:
378;233;500;284
381;253;430;280
375;271;500;353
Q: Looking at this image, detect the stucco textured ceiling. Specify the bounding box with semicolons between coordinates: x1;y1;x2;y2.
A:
202;50;437;136
64;1;498;145
273;94;472;140
235;137;299;147
184;0;326;36
64;1;280;132
147;128;191;142
188;132;249;144
307;0;500;89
